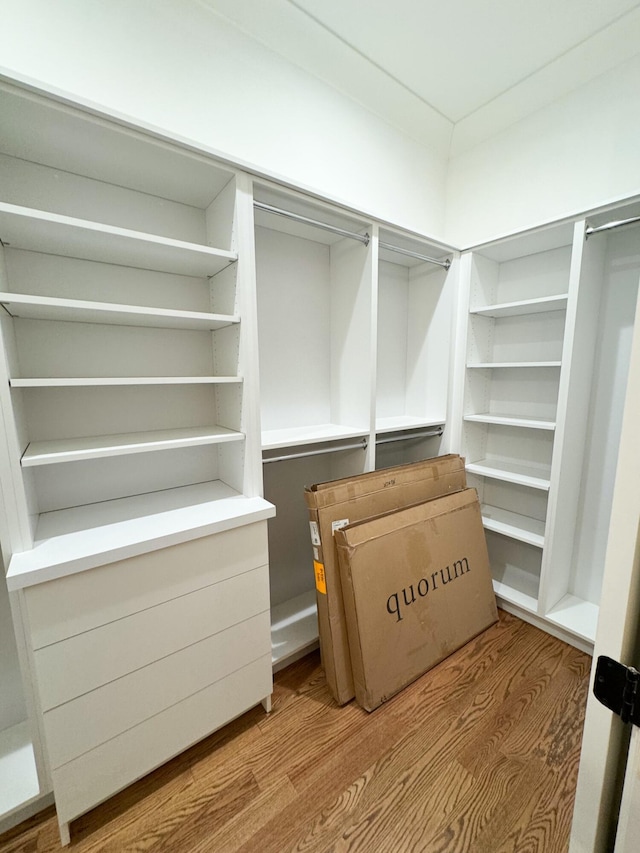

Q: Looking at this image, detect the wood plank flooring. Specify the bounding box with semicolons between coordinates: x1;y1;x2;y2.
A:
0;610;591;853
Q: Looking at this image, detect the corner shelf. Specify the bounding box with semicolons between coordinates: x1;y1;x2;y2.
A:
464;412;556;430
0;204;237;277
466;459;551;490
480;504;545;548
470;294;569;318
21;425;244;467
0;292;239;330
545;595;599;644
492;579;538;615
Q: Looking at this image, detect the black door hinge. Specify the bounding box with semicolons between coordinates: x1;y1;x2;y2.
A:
594;656;640;726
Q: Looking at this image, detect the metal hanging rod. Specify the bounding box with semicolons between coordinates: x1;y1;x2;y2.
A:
263;438;368;464
254;201;370;246
376;428;443;446
378;241;451;270
586;215;640;238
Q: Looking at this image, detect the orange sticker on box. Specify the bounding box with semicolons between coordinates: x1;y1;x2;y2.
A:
314;560;327;594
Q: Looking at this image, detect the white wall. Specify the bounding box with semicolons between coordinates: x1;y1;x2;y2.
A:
3;1;640;255
0;0;449;239
445;53;640;247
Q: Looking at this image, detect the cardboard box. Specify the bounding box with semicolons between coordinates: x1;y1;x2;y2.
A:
305;455;467;705
335;488;498;712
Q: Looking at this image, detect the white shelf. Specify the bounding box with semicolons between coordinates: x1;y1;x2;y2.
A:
0;292;239;330
467;459;551;490
492;579;538;614
0;203;237;277
481;504;545;548
464;412;556;430
271;589;318;672
375;415;445;433
7;482;276;588
467;362;561;369
262;423;368;451
11;376;241;387
22;425;244;467
0;722;39;819
470;294;569;318
545;595;599;644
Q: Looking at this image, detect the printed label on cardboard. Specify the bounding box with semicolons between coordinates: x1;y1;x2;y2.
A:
331;519;350;536
314;560;327;595
313;546;319;561
309;521;321;546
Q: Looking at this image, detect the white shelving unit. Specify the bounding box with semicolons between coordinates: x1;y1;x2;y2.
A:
254;183;375;669
457;224;574;629
458;208;640;650
374;227;455;470
254;189;458;668
0;81;273;841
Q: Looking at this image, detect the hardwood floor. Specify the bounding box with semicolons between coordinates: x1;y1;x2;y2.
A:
0;610;591;852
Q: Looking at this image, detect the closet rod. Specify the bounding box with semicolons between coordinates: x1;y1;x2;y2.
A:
378;241;451;270
376;428;443;446
263;438;368;464
254;201;370;246
586;215;640;238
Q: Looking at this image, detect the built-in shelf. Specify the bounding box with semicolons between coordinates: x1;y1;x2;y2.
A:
545;594;599;644
464;412;556;430
271;589;318;672
11;376;242;387
492;579;538;614
7;482;275;589
466;459;551;490
480;504;545;548
375;415;445;433
0;722;39;820
467;362;562;369
0;292;239;330
21;425;244;467
0;203;237;277
262;423;368;451
470;294;569;318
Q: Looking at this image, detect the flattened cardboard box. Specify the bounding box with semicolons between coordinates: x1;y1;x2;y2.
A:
335;488;498;712
305;455;466;705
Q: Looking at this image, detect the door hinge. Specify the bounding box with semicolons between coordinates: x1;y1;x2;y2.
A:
594;656;640;726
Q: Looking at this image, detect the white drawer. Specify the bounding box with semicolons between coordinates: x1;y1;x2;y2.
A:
43;610;271;769
51;655;272;825
25;521;269;649
34;563;269;710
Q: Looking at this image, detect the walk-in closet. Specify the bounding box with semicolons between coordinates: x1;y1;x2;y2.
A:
0;4;639;848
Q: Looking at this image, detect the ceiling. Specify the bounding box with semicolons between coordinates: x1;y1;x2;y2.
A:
199;0;640;153
289;0;640;122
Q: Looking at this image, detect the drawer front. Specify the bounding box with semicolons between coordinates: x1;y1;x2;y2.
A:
44;610;271;769
25;521;269;649
52;655;272;825
34;563;270;710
